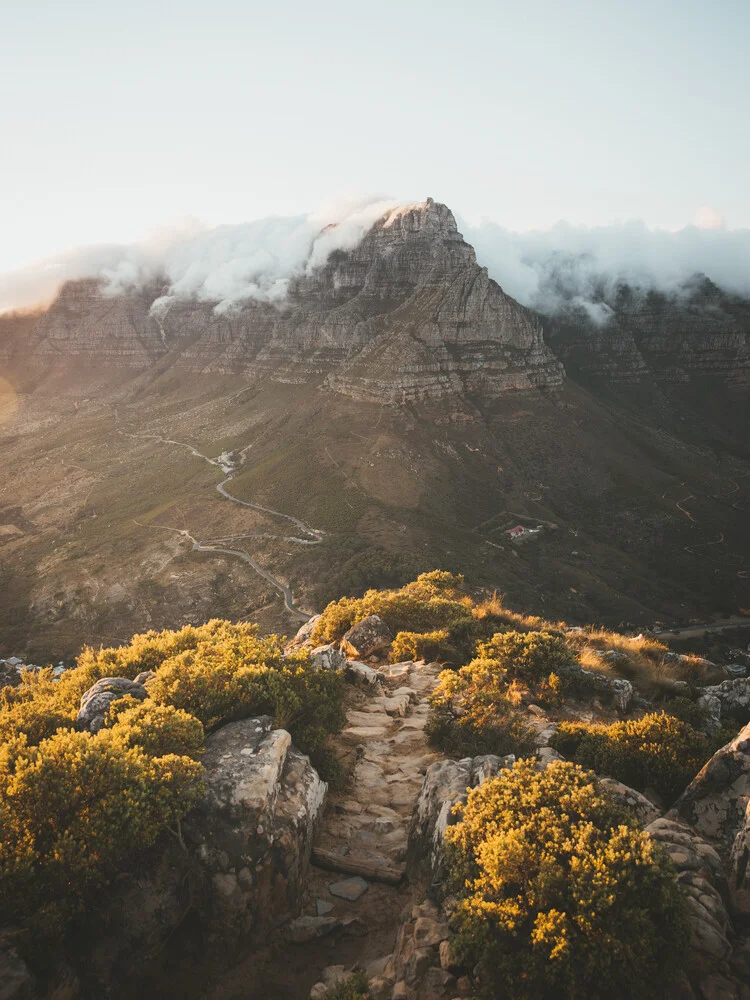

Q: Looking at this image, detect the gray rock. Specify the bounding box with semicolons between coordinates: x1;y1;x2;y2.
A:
341;615;393;659
611;677;634;714
287;915;341;943
328;876;369;901
346;660;385;686
599;777;662;826
645;818;732;979
536;746;566;769
697;678;750;725
672;721;750;858
316;898;334;916
133;670;156;685
285;614;321;651
407;754;514;885
186;716;327;943
77;676;149;732
310;644;347;672
0;660;22;689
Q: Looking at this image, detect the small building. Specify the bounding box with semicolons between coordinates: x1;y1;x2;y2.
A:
506;525;528;540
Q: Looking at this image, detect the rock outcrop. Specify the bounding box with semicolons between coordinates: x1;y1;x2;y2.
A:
341;615;394;659
185;715;327;943
406;754;514;888
77;675;150;732
545;278;750;388
57;716;326;994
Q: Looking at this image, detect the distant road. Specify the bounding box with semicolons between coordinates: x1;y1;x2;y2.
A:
654;616;750;639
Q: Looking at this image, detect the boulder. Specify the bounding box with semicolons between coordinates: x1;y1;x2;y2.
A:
77;676;149;733
310;644;347;672
672;722;750;855
645;818;732;978
407;754;514;886
0;660;22;689
346;661;385;686
599;777;662;826
559;663;634;713
697;679;750;726
341;615;393;659
285;614;321;651
186;716;327;944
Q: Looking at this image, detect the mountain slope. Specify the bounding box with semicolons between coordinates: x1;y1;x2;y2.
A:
0;199;748;659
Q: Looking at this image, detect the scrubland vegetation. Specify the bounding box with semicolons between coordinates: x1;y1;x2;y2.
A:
446;761;688;999
0;621;345;935
0;571;735;992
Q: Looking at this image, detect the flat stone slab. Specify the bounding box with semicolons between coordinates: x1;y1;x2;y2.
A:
328;876;369;901
316;898;334;916
345;726;391;739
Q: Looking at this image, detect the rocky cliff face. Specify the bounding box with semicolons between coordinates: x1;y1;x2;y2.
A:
3;201;748;399
0;200;564;403
545;278;750;387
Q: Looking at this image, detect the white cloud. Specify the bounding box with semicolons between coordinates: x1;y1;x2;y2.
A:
460;215;750;323
1;197;749;327
693;205;726;231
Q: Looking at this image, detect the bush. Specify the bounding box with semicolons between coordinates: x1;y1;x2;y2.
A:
391;629;453;663
311;573;558;666
107;699;205;758
550;712;717;803
321;970;371;999
426;657;537;758
146;638;345;771
445;760;688;1000
476;629;575;684
0;618;348;942
0;727;202;930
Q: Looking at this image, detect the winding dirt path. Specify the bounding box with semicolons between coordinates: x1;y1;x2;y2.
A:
121;429;322;619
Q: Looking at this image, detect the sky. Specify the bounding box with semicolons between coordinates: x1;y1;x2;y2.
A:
1;0;748;277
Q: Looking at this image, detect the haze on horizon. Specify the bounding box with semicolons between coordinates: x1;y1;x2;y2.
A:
2;0;749;274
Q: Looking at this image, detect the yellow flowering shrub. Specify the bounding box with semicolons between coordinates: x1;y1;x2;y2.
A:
445;760;687;999
426;656;537;758
390;629;453;663
0;727;202;929
550;712;717;803
0;619;348;938
310;571;553;665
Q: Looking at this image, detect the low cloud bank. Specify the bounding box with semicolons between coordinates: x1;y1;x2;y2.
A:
462;216;750;323
1;196;748;324
0;195;399;316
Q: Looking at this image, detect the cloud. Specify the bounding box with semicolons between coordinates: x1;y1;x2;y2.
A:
0;195;399;316
460;215;750;323
1;196;749;326
693;205;726;231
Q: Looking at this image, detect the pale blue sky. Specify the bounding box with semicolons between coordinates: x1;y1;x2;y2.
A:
1;0;748;271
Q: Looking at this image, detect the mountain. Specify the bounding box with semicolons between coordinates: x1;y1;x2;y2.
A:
0;199;749;659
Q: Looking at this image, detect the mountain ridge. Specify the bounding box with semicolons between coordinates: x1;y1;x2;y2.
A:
3;198;748;397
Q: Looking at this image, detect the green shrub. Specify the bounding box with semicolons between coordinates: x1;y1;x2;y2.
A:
476;629;575;684
321;970;371;999
146;639;345;771
0;618;348;943
445;760;688;1000
0;727;202;930
426;658;537;758
107;699;205;758
550;712;716;803
391;629;453;663
311;573;555;667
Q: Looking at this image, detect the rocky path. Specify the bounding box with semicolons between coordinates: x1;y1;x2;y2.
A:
203;659;444;1000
